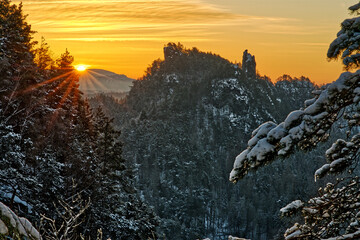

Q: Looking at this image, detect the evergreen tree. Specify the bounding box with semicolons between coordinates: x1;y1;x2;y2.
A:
0;124;37;210
34;37;54;70
328;2;360;70
56;48;74;70
89;108;158;239
0;2;158;238
0;0;42;213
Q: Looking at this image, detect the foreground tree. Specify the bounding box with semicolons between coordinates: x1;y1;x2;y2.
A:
230;2;360;239
328;2;360;70
0;1;158;238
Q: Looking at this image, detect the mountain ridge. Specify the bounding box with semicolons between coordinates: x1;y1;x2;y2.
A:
79;69;134;99
89;43;322;240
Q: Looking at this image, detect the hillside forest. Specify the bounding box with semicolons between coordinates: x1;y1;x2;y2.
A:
1;1;360;240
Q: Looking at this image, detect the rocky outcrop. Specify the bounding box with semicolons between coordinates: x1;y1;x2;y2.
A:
163;43;183;60
89;44;317;240
0;202;40;239
242;49;256;78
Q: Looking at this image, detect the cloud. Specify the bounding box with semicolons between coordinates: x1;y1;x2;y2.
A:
294;42;329;46
20;0;239;24
15;0;296;42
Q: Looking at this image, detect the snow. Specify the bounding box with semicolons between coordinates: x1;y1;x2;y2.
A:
165;73;179;83
0;189;33;213
230;69;360;182
0;202;16;227
304;98;316;107
229;169;239;183
304;92;328;115
284;223;303;240
280;200;304;215
288;125;304;141
247;138;275;162
229;113;239;124
278;135;293;155
285;230;302;240
0;219;7;234
233;149;249;169
0;202;40;239
315;164;330;180
211;78;249;104
284;110;304;129
328;72;352;93
303;207;318;214
322;228;360;240
329;157;347;169
354;87;360;95
248;121;276;147
267;123;286;143
228;236;249;240
325;140;344;157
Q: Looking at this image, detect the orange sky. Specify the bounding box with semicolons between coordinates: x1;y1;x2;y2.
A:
14;0;358;84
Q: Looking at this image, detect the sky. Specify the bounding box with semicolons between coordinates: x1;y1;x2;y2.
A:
14;0;358;84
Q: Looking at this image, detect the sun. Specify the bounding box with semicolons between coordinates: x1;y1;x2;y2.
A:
75;65;88;72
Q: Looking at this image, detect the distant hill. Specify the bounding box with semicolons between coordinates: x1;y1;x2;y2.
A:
78;69;134;99
88;43;322;240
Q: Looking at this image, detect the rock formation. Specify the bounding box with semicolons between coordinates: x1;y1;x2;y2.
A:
0;202;40;239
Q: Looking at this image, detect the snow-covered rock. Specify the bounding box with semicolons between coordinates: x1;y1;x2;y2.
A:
280;200;304;216
0;219;8;234
0;201;40;239
228;235;250;240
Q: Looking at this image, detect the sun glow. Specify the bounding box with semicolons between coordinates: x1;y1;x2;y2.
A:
75;65;88;72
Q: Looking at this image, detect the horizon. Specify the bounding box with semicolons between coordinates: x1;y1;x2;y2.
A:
14;0;358;84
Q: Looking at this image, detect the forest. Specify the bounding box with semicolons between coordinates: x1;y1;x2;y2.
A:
89;43;331;240
1;0;360;240
0;1;157;239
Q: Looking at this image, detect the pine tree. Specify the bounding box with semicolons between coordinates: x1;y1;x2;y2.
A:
34;37;54;70
56;48;74;70
0;2;158;238
0;0;42;213
0;0;35;78
0;124;37;210
89;108;158;239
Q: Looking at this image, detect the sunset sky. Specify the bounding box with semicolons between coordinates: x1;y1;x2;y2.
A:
14;0;358;84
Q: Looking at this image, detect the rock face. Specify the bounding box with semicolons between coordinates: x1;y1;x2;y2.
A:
242;49;256;78
163;43;183;60
0;202;40;239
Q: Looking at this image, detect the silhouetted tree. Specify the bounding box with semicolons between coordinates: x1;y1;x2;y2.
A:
328;2;360;70
56;48;74;70
35;37;54;70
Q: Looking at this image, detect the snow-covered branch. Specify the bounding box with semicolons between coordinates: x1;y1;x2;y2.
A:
328;2;360;69
230;70;360;183
283;178;360;240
